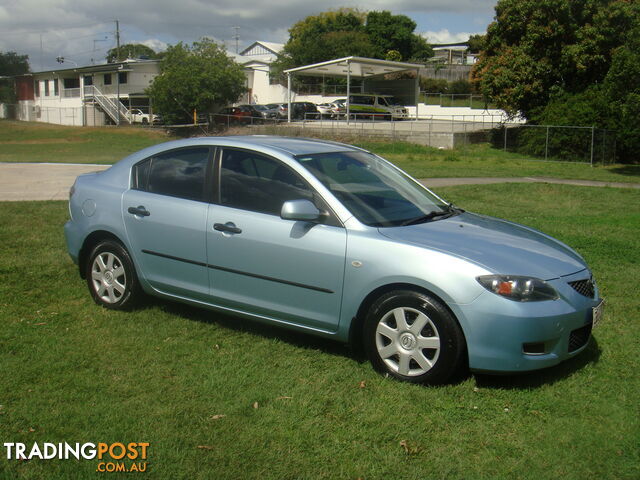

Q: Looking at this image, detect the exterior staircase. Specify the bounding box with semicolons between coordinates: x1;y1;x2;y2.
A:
83;85;132;124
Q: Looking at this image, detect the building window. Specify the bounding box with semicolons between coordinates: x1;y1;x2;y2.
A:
104;73;112;85
84;75;93;86
34;80;40;97
63;78;80;89
44;80;50;96
54;79;59;96
118;72;128;84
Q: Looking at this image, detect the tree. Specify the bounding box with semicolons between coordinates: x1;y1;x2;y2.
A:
146;38;246;124
473;0;638;118
467;34;485;54
106;43;159;63
0;51;30;103
365;11;432;61
271;8;433;84
274;9;372;70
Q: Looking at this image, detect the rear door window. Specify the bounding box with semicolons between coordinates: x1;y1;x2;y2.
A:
133;147;210;202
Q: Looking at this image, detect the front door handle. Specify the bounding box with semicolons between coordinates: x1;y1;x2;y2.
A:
128;205;150;217
214;222;242;234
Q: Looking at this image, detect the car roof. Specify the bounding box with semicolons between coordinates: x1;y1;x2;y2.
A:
204;135;360;155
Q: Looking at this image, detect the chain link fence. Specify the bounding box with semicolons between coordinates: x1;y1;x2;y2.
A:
492;124;617;165
420;93;498;109
0;103;157;127
1;104;619;164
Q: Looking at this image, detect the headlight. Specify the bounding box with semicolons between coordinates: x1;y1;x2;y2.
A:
476;275;558;302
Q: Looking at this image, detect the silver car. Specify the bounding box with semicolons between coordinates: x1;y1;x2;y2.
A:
64;136;603;384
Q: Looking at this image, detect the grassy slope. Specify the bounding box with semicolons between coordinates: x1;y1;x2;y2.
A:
356;141;640;183
0;184;638;479
1;120;639;184
0;120;171;164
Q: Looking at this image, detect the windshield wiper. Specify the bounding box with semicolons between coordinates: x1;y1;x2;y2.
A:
399;203;463;226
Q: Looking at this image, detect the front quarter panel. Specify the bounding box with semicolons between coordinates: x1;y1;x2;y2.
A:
337;224;489;341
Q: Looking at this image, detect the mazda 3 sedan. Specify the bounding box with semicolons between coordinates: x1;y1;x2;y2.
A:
65;136;603;384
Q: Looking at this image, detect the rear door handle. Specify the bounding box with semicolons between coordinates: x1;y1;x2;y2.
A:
128;205;150;217
214;222;242;234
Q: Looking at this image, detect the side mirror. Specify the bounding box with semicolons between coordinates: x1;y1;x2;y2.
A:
280;199;322;222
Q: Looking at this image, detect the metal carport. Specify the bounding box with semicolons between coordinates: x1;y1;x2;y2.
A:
283;56;424;123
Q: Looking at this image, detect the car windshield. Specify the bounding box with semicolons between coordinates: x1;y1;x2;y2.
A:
295;151;449;227
253;105;267;111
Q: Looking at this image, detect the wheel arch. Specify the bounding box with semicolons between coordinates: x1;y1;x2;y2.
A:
349;282;468;357
78;230;127;279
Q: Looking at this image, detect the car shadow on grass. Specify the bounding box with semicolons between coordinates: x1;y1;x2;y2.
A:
472;337;601;389
142;298;601;389
154;298;359;361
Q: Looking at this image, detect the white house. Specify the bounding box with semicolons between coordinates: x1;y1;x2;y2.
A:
235;41;290;105
8;42;291;126
12;59;160;126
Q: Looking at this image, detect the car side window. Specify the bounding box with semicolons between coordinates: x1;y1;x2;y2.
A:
219;149;314;216
133;147;209;202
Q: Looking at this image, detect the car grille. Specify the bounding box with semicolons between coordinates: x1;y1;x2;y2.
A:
568;278;595;298
568;323;592;352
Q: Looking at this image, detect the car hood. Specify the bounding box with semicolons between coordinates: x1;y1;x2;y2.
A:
378;212;586;279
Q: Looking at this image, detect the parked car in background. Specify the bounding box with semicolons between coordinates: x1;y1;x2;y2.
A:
129;109;160;125
344;94;408;120
236;105;265;121
316;103;335;119
252;104;278;120
291;102;320;120
214;106;264;125
331;99;346;118
263;103;285;120
65;136;603;385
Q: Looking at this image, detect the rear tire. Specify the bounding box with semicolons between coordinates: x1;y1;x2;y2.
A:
363;290;466;385
86;240;141;310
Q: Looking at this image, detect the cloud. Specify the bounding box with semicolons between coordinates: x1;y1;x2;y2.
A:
422;29;483;44
140;38;168;53
0;0;496;70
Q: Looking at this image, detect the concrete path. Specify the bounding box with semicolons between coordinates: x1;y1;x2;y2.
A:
0;163;638;201
0;163;109;201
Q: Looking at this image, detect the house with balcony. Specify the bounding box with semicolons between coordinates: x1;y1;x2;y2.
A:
12;59;160;126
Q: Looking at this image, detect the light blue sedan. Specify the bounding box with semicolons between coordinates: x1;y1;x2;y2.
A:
64;136;603;384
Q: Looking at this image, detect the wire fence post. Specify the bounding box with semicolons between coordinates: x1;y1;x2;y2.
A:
504;125;507;151
590;126;595;167
545;126;550;160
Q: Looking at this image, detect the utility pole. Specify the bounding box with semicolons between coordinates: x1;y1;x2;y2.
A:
115;19;121;126
115;19;121;59
232;26;240;53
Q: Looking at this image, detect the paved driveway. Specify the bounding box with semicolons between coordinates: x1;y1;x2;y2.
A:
0;163;637;201
0;163;110;201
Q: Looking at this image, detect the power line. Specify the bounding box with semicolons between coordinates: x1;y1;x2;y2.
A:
0;22;110;37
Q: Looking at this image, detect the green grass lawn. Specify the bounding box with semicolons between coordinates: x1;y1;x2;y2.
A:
0;120;171;164
0;184;638;479
356;141;640;183
1;120;639;185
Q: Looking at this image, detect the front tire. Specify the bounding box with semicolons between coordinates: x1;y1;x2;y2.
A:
363;290;466;385
86;240;140;310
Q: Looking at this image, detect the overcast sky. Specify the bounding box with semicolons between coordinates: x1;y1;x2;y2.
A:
0;0;497;71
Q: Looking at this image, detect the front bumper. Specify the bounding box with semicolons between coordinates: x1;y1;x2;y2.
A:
453;272;601;373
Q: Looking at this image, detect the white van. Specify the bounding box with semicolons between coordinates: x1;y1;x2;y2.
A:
346;94;408;120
